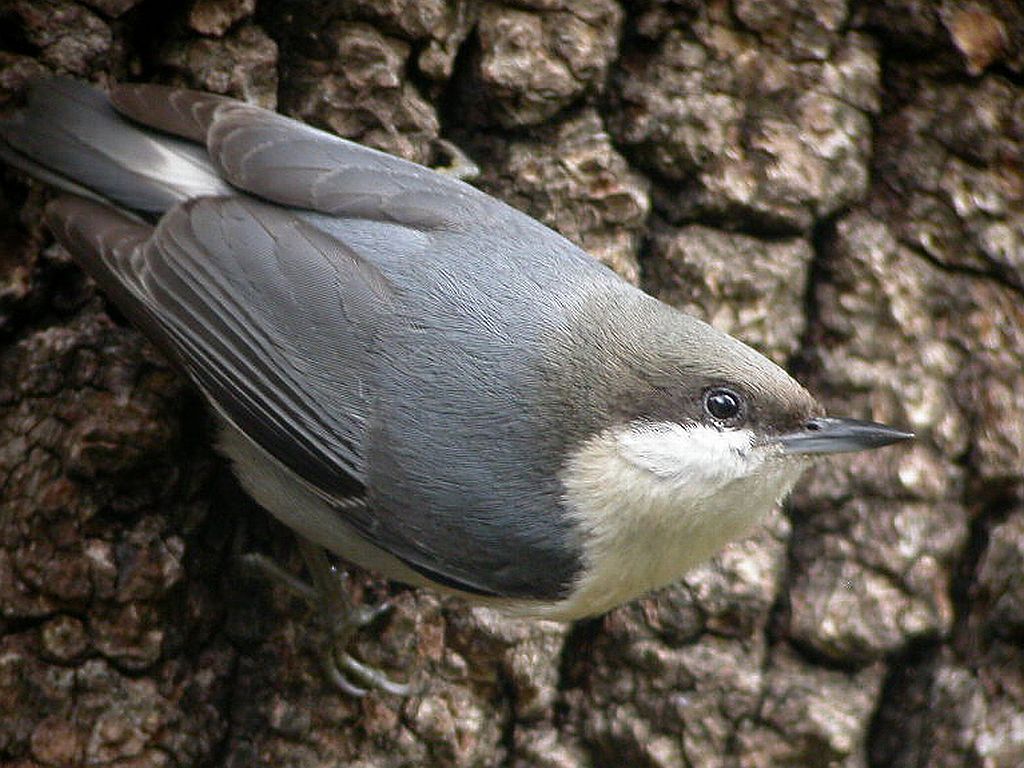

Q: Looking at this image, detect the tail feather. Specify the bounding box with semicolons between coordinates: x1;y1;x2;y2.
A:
0;77;232;214
0;143;115;209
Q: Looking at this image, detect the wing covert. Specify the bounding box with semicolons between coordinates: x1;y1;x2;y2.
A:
110;83;480;230
139;195;399;496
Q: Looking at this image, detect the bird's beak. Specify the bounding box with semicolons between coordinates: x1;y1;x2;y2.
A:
775;417;914;455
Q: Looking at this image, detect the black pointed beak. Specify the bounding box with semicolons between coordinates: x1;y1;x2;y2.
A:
775;417;914;455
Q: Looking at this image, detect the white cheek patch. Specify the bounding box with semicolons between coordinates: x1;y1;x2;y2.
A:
616;422;759;489
552;420;804;620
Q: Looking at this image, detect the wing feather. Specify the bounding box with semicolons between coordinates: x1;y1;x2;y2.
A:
146;196;394;491
109;83;477;229
51;194;398;498
26;82;598;600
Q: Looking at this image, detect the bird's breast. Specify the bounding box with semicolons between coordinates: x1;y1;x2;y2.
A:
546;425;806;619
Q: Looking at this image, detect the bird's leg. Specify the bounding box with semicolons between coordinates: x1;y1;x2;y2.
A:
238;538;411;697
295;538;412;697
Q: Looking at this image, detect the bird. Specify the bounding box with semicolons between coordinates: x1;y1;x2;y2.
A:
0;77;912;695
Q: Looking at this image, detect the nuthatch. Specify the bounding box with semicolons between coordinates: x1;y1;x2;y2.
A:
1;78;911;695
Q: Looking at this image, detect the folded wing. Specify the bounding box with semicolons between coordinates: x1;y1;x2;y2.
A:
49;194;398;498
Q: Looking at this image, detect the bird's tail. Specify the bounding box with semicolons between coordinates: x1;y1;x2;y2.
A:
0;77;231;216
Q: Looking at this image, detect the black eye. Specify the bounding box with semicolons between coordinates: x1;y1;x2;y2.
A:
704;388;744;422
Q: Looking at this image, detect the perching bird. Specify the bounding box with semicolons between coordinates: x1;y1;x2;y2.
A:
0;78;911;695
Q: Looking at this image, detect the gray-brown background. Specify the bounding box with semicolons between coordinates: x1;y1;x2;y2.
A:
0;0;1021;766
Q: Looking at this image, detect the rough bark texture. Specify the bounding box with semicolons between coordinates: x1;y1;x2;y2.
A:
0;0;1021;766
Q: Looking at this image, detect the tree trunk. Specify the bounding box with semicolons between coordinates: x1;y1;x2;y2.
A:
1;1;1022;766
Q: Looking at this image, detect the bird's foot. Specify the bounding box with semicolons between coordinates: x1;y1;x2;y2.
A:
431;137;479;181
238;538;412;697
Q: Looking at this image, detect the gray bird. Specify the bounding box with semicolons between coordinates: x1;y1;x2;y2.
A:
0;78;911;695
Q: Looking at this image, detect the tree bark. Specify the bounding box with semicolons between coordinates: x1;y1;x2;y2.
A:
1;1;1021;766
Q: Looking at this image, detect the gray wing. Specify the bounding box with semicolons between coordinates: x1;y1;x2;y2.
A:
18;80;612;600
49;193;395;499
52;190;585;600
111;83;479;229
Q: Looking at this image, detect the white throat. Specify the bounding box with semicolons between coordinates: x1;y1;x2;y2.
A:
550;421;807;619
617;422;761;488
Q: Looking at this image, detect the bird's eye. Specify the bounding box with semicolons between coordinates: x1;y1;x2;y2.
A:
704;388;744;423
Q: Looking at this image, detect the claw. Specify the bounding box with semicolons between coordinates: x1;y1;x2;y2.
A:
431;138;479;181
319;651;369;698
340;653;414;696
238;537;412;696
